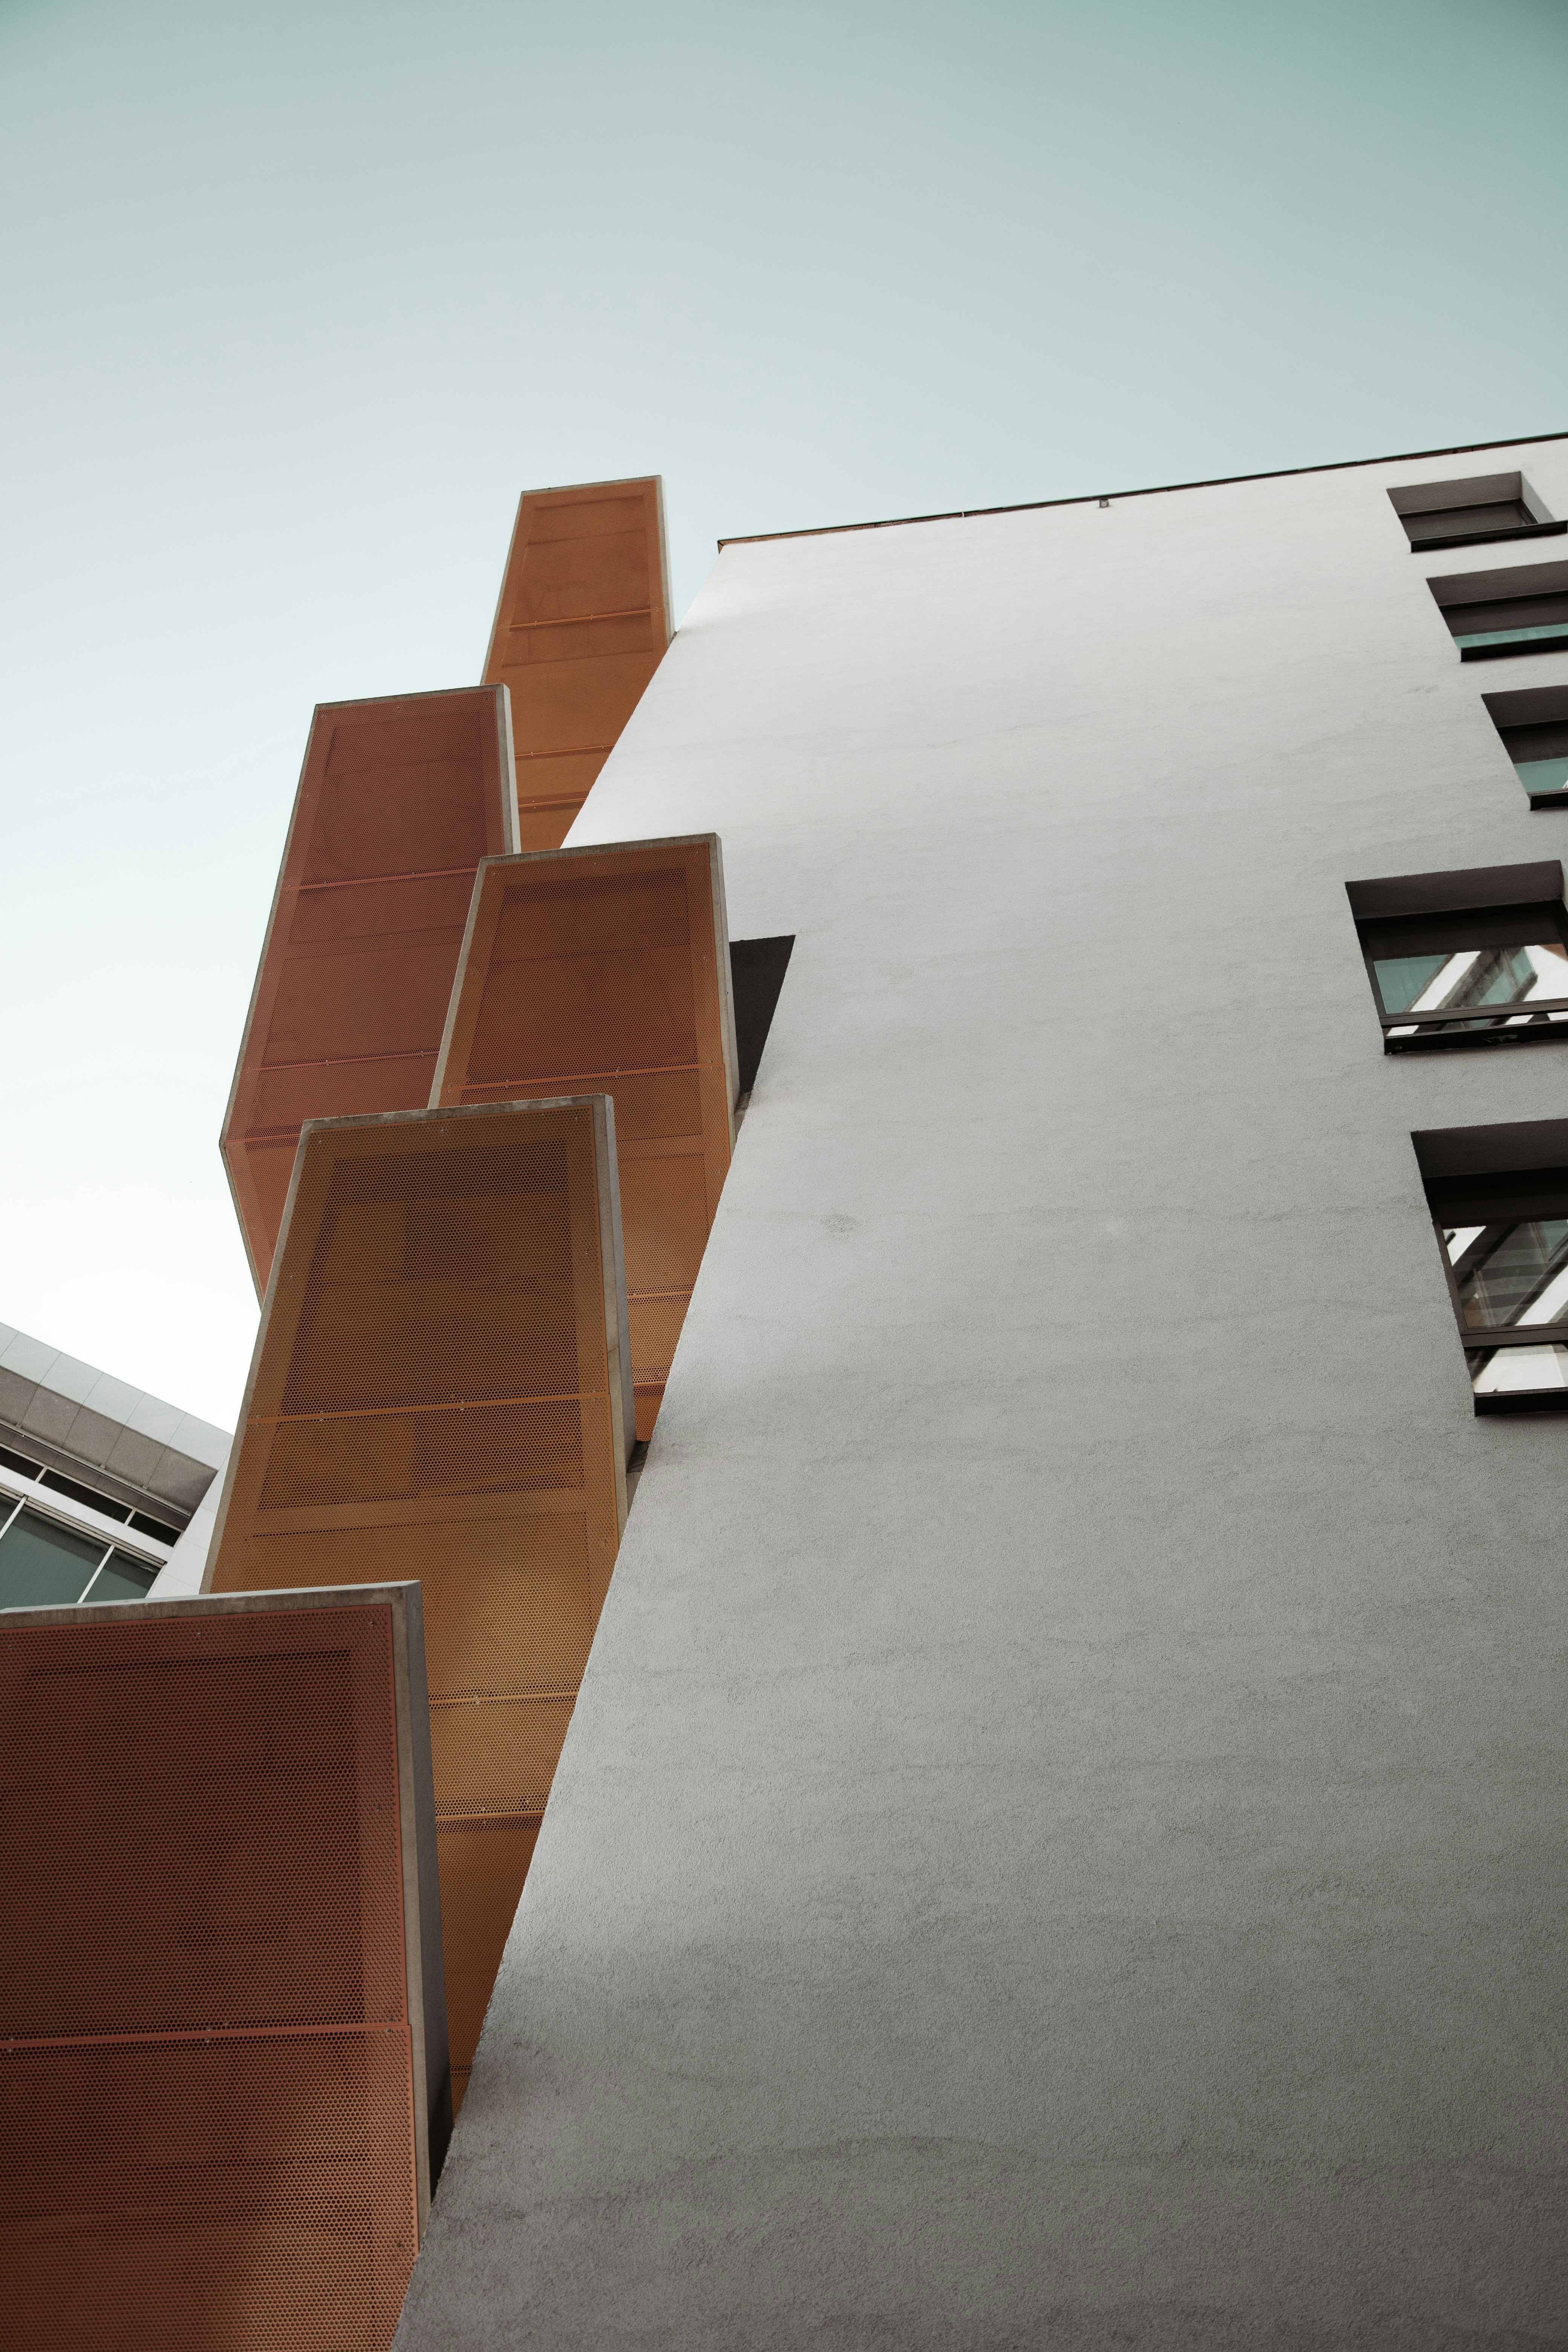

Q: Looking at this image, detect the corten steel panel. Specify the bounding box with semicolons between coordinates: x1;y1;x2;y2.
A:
432;836;739;1439
481;478;672;852
0;1583;448;2352
222;688;520;1295
204;1098;632;2110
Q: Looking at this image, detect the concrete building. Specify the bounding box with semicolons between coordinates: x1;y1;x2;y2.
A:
0;1322;230;1605
390;438;1568;2347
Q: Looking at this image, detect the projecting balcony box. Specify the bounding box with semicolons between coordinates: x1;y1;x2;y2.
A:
222;688;520;1293
1348;862;1568;1052
203;1096;634;2115
1428;556;1568;660
0;1583;449;2352
483;477;673;851
1414;1121;1568;1415
432;836;741;1441
1389;469;1564;554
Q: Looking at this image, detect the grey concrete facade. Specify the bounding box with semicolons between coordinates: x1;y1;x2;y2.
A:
394;441;1568;2349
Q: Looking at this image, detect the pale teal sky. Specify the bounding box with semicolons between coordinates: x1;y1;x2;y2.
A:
2;0;1566;1421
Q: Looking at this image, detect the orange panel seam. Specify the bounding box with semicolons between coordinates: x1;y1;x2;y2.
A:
435;1808;547;1824
429;1689;580;1707
248;1391;602;1428
259;1046;440;1074
462;1060;706;1090
296;865;481;894
4;2021;409;2053
506;607;650;631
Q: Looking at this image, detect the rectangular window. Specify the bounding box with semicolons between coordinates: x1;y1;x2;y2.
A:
1348;862;1568;1050
0;1436;187;1543
127;1510;182;1545
1428;558;1568;660
1482;684;1568;808
81;1552;161;1603
1389;470;1563;553
0;1507;111;1608
1414;1121;1568;1412
37;1467;132;1521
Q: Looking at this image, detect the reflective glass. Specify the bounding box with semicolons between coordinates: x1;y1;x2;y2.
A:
1455;622;1568;651
1446;1218;1568;1330
84;1552;160;1602
1515;755;1568;799
0;1507;109;1608
1376;940;1568;1035
1468;1343;1568;1398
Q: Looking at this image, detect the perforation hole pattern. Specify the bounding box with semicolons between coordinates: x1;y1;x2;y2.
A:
436;845;734;1439
210;1105;625;2110
0;1604;417;2350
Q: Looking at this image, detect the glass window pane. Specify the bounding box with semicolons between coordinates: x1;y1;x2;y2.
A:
1450;1219;1568;1329
0;1508;108;1608
1515;756;1568;800
1375;940;1568;1030
84;1553;160;1603
1469;1343;1568;1397
1372;952;1449;1014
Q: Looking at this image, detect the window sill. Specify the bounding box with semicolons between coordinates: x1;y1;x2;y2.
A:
1413;519;1568;553
1464;1326;1568;1413
1473;1385;1568;1415
1382;1011;1568;1052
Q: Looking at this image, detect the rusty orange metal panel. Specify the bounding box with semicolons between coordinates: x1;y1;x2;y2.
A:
482;478;672;850
222;688;520;1294
0;1583;448;2351
432;837;737;1438
204;1098;632;2110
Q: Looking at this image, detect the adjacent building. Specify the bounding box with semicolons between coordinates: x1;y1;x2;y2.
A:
0;1321;230;1606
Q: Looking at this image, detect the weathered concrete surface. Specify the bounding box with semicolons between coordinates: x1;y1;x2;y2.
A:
394;443;1568;2349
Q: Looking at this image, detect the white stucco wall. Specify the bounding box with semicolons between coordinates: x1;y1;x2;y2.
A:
395;441;1568;2349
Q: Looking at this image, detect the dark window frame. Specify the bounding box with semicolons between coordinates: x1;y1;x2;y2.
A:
1390;470;1564;553
1413;1122;1568;1415
1481;685;1568;810
1347;862;1568;1053
1428;557;1568;662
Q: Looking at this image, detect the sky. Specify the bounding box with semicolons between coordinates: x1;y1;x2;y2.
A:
2;0;1566;1427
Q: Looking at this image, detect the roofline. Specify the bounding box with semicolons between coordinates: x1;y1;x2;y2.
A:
716;427;1568;552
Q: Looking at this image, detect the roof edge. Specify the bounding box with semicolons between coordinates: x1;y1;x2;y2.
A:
716;428;1568;552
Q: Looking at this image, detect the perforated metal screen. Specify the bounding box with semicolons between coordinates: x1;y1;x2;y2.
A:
481;480;671;852
0;1590;441;2351
432;836;737;1438
206;1099;631;2109
222;689;519;1293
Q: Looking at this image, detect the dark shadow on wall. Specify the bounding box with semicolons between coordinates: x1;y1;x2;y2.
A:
729;937;794;1095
